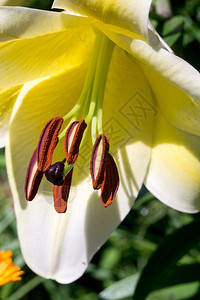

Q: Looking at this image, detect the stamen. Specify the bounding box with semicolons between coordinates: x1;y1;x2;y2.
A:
90;134;109;190
64;119;87;164
24;34;116;212
100;153;119;208
45;161;65;186
53;169;73;213
24;149;43;201
37;117;63;171
90;134;119;207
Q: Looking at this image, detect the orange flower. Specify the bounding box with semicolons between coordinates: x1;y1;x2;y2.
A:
0;251;24;286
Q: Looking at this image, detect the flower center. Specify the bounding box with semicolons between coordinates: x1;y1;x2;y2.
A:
25;33;120;213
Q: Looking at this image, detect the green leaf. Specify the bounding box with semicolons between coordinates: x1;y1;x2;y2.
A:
99;248;121;270
99;274;140;300
182;32;195;47
184;16;200;43
162;16;185;36
133;219;200;300
163;33;182;47
0;239;20;252
161;264;200;288
0;155;6;168
133;192;155;209
5;276;46;300
42;280;64;300
146;282;200;300
0;211;15;234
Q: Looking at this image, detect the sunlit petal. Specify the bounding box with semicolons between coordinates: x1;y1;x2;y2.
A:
0;85;22;147
53;0;152;40
145;114;200;213
0;7;94;88
0;6;91;41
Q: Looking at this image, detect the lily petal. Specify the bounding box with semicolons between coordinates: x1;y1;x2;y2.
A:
53;0;152;41
102;32;200;136
145;114;200;213
0;85;22;147
0;6;91;41
6;44;154;283
0;7;95;87
147;21;173;52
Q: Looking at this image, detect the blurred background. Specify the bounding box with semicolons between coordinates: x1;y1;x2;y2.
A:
0;0;200;299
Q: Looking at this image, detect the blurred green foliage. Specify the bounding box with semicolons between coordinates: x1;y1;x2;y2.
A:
0;0;200;299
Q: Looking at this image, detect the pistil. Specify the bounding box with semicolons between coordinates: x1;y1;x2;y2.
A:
45;161;65;186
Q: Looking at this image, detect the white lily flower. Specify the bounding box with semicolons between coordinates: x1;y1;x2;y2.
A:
0;0;199;283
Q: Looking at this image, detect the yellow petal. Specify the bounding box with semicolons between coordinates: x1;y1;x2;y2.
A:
145;113;200;213
101;31;200;136
53;0;152;40
0;7;95;87
0;7;91;41
0;85;22;147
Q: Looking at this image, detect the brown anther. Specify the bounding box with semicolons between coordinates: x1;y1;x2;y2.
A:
37;117;63;172
53;169;73;213
64;119;87;165
100;153;119;208
90;134;109;190
24;148;43;201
